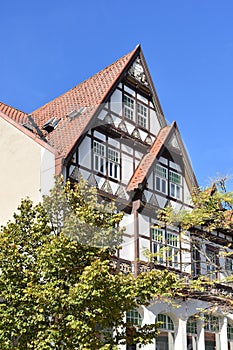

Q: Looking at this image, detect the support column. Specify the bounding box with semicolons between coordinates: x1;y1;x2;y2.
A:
219;316;228;350
174;319;187;350
142;307;155;350
197;318;205;350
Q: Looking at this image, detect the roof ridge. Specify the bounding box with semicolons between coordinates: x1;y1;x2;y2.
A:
0;101;27;115
0;101;28;124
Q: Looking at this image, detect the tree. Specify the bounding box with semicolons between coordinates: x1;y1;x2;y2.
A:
157;179;233;293
0;177;183;349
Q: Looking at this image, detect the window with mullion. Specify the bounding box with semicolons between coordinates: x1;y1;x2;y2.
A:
137;102;148;129
124;95;134;121
167;232;179;268
93;140;106;174
152;228;166;265
152;228;180;269
108;147;120;180
206;248;218;280
155;164;168;195
169;170;182;199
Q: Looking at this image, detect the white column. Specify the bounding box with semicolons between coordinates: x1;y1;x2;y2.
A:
219;316;228;350
142;307;155;350
174;319;187;350
197;319;205;350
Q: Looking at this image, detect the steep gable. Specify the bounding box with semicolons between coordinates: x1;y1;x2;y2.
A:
29;46;140;158
127;121;198;195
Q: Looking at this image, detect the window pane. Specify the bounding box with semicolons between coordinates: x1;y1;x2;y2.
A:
155;165;167;178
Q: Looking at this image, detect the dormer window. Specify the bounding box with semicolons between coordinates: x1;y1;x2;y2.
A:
154;162;182;200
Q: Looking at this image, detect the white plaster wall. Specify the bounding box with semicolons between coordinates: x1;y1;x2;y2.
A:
184;179;193;206
138;214;150;237
121;153;134;185
110;89;122;115
40;148;55;196
150;109;161;136
0;118;55;225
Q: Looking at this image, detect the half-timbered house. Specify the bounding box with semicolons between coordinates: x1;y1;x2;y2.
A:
1;45;233;350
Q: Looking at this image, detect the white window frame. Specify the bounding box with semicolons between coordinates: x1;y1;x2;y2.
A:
206;249;218;280
137;102;148;129
93;141;106;174
167;232;179;269
169;170;182;199
124;95;134;121
155;164;168;195
152;228;180;269
108;147;120;180
152;228;166;265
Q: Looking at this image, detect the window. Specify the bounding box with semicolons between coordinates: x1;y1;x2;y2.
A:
124;95;134;120
93;141;120;180
155;164;168;195
154;163;182;199
126;309;142;326
152;228;166;265
187;316;198;350
169;170;181;199
108;148;120;180
191;243;201;277
167;232;179;268
137;102;148;128
157;314;174;331
228;323;233;340
126;309;142;350
93;141;106;174
206;249;218;280
156;314;174;350
204;315;220;333
225;257;233;274
152;228;180;269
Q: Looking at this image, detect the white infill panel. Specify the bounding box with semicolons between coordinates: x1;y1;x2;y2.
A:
138;214;150;237
139;237;150;261
110;89;122;115
150;109;161;136
79;137;92;169
121;153;133;184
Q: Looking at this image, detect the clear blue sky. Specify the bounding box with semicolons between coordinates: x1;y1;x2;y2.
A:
1;0;233;188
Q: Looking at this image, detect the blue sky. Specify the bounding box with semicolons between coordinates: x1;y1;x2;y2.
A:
1;0;233;188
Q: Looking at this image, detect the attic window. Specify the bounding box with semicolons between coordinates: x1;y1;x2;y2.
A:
67;107;85;120
42;118;61;133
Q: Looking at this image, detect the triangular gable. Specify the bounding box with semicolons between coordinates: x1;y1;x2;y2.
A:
126;123;173;192
2;45;168;173
126;121;198;193
28;46;141;159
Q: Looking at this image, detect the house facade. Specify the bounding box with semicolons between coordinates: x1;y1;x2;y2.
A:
1;45;233;350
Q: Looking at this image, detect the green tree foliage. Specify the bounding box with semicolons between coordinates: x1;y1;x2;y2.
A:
0;177;183;349
158;181;233;232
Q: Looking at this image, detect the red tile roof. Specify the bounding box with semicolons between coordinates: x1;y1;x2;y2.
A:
127;123;175;192
29;46;140;158
0;102;27;124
